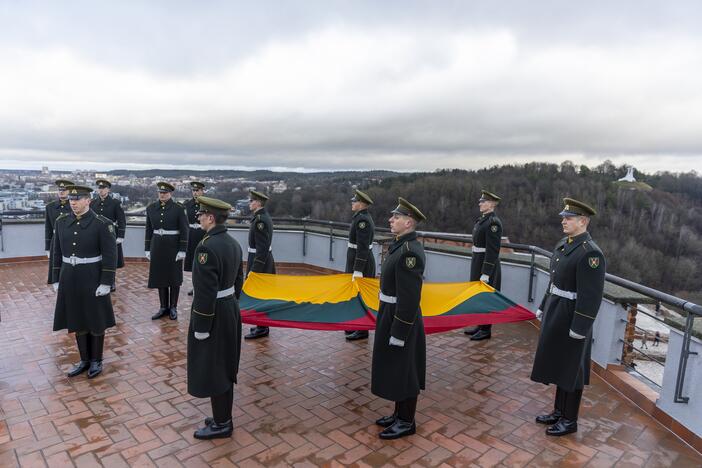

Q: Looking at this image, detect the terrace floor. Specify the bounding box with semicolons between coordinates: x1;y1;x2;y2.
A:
0;261;700;467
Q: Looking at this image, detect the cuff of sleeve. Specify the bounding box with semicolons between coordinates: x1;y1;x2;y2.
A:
571;312;595;337
192;310;214;333
390;316;413;342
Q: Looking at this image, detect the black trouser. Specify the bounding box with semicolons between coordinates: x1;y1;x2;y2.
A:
76;332;104;362
555;386;582;421
211;386;234;424
477;324;491;332
158;287;180;308
396;397;418;423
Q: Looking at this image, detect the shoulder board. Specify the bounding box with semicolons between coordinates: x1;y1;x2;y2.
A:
256;214;261;221
47;200;58;206
175;201;183;207
56;212;68;221
147;201;158;208
201;234;210;245
403;241;410;252
97;215;111;224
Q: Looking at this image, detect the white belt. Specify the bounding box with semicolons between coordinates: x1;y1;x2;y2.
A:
216;286;236;298
62;255;102;266
472;246;486;253
379;292;397;304
189;223;201;229
348;242;377;249
550;285;577;300
247;246;272;253
154;229;179;235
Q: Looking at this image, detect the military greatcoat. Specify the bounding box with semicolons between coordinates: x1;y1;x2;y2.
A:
345;209;376;277
530;231;606;392
470;211;502;289
145;198;189;288
183;197;206;272
45;199;71;283
51;209;117;334
90;195;126;268
371;231;426;401
246;208;275;275
188;225;244;398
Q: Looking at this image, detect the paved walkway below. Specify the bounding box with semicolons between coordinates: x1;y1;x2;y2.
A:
1;261;700;467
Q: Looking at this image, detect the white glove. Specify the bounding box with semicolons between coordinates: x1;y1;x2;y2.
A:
480;274;490;283
145;251;151;260
46;250;50;258
116;237;124;244
194;332;210;340
52;283;59;293
352;271;363;281
175;251;186;261
535;309;543;321
569;329;586;340
389;336;405;347
95;284;111;296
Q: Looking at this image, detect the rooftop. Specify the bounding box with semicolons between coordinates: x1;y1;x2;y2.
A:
1;261;701;467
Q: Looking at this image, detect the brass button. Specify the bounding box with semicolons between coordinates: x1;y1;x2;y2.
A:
74;232;77;235
72;242;76;246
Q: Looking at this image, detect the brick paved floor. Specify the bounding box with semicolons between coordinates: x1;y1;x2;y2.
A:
1;261;701;467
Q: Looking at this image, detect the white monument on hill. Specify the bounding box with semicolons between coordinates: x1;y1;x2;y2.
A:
618;166;636;183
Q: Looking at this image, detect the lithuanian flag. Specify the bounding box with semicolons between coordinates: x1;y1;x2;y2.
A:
240;273;535;334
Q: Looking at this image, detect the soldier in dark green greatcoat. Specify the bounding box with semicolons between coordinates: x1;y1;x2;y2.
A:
188;196;244;440
345;189;376;341
183;181;207;296
90;179;126;291
145;182;189;321
530;198;606;436
243;190;276;340
371;197;426;440
45;179;74;283
464;190;503;341
51;185;117;379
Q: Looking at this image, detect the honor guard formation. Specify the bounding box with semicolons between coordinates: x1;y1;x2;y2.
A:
47;181;606;441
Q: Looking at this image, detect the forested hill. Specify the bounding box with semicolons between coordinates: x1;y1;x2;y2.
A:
264;162;702;302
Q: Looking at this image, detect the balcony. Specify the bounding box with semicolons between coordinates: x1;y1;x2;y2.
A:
0;217;701;466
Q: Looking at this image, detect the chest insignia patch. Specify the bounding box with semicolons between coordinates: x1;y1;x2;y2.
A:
588;257;600;269
198;252;208;264
359;221;366;229
491;225;498;232
256;222;265;231
405;256;417;268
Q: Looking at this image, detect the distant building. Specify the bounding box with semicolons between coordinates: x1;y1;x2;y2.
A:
618;167;636;183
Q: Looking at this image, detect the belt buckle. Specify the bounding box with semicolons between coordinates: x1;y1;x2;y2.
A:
156;229;163;235
69;255;77;266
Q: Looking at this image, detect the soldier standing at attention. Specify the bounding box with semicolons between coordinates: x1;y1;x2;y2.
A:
45;179;74;284
188;196;244;440
345;189;376;341
145;182;189;321
243;190;275;340
464;190;503;341
51;185;117;378
531;198;605;436
90;179;126;292
183;181;207;296
372;197;426;440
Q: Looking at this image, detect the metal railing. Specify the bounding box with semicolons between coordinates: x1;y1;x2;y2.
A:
2;209;700;403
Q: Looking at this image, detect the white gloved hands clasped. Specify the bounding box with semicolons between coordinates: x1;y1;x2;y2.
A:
175;251;186;261
194;332;210;340
389;336;405;347
95;284;111;296
52;283;59;293
46;250;50;258
351;271;363;281
116;237;124;244
569;329;586;340
535;309;543;321
145;251;151;261
480;274;490;283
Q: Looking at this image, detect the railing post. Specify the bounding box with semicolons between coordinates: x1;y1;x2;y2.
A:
527;250;536;302
328;222;334;262
674;312;698;403
302;220;307;257
621;304;638;368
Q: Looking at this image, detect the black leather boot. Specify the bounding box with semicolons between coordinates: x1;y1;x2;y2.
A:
463;326;480;335
152;288;169;319
67;333;91;377
193;420;233;440
470;325;492;341
535;409;563;425
87;334;104;378
244;326;269;339
346;330;369;341
546;418;578;436
169;286;179;320
379;419;416;439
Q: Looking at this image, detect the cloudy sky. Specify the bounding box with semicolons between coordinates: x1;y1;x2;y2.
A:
1;1;701;173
